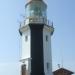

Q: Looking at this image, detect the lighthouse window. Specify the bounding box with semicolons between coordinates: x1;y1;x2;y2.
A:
25;35;28;41
46;35;48;41
47;62;50;71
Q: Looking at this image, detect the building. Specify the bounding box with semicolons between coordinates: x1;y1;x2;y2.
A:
19;0;54;75
53;68;74;75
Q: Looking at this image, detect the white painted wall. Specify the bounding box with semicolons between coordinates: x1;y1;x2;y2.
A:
21;29;31;60
21;27;31;75
20;25;53;75
43;26;53;75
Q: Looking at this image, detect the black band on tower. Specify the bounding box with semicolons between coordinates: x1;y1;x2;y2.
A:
29;24;44;75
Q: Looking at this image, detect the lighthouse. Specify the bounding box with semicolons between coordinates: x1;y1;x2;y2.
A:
19;0;54;75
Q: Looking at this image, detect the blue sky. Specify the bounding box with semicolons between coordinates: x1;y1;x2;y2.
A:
0;0;75;75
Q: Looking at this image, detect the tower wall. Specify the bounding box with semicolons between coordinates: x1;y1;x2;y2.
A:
20;24;54;75
43;26;53;75
21;28;31;59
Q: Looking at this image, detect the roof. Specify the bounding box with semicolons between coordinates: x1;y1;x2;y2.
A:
53;68;74;74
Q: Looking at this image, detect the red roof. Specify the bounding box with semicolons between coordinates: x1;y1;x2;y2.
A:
53;68;74;75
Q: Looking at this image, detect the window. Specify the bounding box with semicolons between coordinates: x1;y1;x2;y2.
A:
47;62;50;71
25;35;28;41
46;35;48;41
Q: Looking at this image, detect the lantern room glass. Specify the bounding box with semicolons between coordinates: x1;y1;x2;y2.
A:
25;1;47;18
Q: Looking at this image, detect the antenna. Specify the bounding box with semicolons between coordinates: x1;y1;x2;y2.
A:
17;20;21;24
52;21;53;27
61;51;63;68
57;45;64;69
61;47;64;68
58;64;60;69
20;14;25;18
17;20;22;27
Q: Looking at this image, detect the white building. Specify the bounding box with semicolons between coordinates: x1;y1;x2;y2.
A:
19;0;54;75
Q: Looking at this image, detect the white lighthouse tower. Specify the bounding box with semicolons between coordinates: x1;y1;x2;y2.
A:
19;0;54;75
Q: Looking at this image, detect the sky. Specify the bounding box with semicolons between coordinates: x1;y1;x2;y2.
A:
0;0;75;75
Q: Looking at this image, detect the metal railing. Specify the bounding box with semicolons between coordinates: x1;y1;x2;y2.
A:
20;17;53;27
